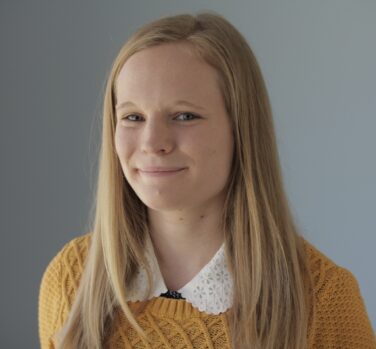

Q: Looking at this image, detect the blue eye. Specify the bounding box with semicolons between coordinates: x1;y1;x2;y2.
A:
120;112;200;122
122;114;142;122
174;112;199;121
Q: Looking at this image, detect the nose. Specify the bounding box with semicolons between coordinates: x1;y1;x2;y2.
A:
140;117;174;154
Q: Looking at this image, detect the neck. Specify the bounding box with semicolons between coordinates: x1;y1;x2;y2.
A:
147;198;225;290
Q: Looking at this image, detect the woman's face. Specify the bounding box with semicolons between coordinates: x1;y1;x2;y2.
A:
114;42;234;212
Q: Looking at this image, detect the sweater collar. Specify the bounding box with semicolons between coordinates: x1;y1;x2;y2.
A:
126;233;234;315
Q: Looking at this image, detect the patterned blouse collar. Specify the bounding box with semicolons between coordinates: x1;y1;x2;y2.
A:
126;233;234;315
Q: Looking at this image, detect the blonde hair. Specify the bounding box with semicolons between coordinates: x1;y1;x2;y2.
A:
55;11;313;349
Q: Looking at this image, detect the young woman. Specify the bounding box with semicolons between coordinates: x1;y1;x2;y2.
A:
38;12;376;349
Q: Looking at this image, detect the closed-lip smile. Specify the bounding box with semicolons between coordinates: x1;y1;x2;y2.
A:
138;167;186;172
137;167;187;177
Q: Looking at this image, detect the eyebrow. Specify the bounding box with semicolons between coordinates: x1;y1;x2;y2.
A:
115;100;207;112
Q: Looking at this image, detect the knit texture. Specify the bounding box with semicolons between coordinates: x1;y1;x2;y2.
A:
38;233;376;348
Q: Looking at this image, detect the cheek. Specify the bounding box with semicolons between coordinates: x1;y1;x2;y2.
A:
114;129;137;181
115;127;133;159
190;138;233;186
198;127;233;168
208;145;233;175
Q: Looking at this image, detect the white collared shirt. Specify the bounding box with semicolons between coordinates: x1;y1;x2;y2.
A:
127;233;234;315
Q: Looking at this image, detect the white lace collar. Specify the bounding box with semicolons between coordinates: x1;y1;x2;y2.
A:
127;233;234;315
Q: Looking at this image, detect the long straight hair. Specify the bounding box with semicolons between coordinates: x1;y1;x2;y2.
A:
54;11;313;349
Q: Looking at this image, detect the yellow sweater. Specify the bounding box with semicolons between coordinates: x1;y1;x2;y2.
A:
38;233;376;348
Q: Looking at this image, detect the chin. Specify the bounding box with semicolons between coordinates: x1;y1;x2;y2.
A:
140;196;189;212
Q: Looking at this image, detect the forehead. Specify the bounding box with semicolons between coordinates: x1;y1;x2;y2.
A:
115;43;223;107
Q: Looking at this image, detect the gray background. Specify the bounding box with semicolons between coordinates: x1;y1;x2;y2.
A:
1;0;375;347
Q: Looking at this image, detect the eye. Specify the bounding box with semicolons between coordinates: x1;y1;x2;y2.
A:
174;112;200;121
119;112;200;123
121;114;143;122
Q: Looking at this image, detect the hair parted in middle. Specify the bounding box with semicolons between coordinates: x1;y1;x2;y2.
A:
54;11;313;349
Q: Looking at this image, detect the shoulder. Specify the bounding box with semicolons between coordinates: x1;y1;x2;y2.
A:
301;237;364;295
301;237;376;347
55;232;92;266
49;231;92;284
40;232;93;309
301;237;340;294
40;232;90;277
301;237;361;297
39;231;92;295
42;232;92;277
38;232;92;349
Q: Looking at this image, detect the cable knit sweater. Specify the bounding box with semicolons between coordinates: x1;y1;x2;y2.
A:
38;233;376;348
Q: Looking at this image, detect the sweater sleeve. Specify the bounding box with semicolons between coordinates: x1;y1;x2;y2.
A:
38;246;65;349
314;266;376;348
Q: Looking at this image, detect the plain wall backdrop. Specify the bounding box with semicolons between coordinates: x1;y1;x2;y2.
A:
0;0;375;347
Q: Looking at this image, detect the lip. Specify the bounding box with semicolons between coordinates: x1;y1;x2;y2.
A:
138;166;186;172
137;167;186;177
